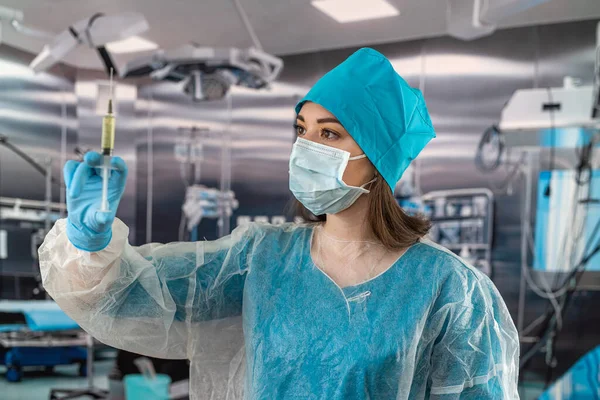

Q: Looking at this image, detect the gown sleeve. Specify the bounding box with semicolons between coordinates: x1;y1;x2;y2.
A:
427;258;520;399
39;218;255;360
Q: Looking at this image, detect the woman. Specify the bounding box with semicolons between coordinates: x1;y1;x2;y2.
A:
40;48;519;399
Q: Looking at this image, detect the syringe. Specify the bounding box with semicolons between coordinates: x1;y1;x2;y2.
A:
99;69;116;213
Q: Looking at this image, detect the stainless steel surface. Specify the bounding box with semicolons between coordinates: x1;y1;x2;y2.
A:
135;84;297;241
0;331;87;348
0;45;77;300
135;83;234;242
0;45;77;203
0;197;66;211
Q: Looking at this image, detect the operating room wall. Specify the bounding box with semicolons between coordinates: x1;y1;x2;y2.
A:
0;45;77;203
0;45;77;298
136;83;232;244
133;19;599;374
134;79;300;244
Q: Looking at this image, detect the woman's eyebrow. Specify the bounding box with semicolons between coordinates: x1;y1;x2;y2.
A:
316;117;341;124
296;115;341;125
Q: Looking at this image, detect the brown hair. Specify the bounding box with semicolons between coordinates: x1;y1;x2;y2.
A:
294;174;431;250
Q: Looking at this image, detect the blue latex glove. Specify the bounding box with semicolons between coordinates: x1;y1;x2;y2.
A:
64;152;128;252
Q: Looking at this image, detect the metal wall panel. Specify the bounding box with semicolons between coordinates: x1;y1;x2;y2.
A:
228;85;303;226
0;45;77;299
0;45;77;203
135;83;232;243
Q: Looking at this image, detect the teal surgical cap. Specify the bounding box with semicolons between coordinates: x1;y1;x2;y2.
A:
295;48;436;192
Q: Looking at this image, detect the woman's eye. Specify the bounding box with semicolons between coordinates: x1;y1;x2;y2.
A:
321;129;339;140
294;124;306;136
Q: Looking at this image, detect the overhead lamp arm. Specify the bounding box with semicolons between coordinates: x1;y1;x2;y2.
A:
232;0;263;51
10;19;53;39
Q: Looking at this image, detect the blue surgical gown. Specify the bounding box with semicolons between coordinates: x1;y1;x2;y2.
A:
39;219;519;399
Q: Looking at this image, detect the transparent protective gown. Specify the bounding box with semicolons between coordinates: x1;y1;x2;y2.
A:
39;219;519;399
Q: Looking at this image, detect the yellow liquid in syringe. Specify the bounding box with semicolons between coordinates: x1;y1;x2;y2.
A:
101;99;115;156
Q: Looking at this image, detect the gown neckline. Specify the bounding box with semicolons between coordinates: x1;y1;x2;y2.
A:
306;225;420;296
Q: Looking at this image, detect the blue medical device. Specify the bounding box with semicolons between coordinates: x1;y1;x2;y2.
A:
534;169;600;272
0;301;86;382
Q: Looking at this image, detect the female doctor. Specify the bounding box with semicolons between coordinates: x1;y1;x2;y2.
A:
39;48;519;399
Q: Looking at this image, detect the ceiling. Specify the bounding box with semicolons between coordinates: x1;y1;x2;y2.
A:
0;0;599;71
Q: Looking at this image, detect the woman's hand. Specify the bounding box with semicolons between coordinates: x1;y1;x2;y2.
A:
64;151;127;252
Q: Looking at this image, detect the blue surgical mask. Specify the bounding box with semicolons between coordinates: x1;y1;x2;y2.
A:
289;138;375;216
